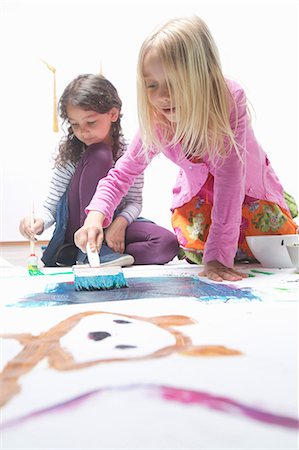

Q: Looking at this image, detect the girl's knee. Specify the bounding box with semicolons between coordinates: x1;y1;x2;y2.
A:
152;229;179;264
164;237;180;261
126;224;179;265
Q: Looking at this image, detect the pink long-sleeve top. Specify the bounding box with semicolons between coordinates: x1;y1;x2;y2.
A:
87;79;288;267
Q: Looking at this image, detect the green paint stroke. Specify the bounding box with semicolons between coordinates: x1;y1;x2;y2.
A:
47;271;73;276
29;270;73;277
250;269;274;275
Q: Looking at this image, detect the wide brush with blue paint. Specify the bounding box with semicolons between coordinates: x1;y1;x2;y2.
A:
72;243;128;291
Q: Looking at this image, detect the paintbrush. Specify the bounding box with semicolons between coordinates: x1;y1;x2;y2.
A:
72;243;128;291
28;203;43;276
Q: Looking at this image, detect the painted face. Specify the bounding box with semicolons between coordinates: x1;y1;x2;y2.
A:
143;48;176;123
60;313;175;362
66;105;119;147
0;309;241;409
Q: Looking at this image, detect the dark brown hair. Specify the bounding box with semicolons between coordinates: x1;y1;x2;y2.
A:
55;74;125;167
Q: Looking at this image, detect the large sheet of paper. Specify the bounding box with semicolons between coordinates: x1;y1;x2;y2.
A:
0;262;298;448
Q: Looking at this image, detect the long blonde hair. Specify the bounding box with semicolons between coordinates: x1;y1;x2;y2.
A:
137;16;242;162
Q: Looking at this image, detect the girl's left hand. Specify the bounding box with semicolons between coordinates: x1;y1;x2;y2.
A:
199;260;248;282
104;216;128;253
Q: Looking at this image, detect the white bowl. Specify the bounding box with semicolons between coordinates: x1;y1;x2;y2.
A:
286;244;299;271
246;234;299;268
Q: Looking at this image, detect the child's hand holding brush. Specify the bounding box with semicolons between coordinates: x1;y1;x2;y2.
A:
74;210;105;254
19;216;44;241
19;204;45;275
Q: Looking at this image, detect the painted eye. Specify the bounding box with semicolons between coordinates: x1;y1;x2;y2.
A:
113;320;131;324
88;331;111;341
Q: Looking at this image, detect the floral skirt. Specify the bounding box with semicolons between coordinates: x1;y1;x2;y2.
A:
171;195;298;262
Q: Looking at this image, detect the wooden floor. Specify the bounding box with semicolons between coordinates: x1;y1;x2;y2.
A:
0;242;48;267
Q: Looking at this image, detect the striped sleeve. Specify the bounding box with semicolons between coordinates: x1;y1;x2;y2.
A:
38;162;75;230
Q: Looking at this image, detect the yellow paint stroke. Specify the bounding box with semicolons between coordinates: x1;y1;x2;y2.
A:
0;311;241;408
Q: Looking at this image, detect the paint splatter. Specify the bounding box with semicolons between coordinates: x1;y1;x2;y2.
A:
1;384;297;431
7;276;261;308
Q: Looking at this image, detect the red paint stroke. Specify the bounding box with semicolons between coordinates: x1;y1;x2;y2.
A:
1;384;298;431
159;386;298;429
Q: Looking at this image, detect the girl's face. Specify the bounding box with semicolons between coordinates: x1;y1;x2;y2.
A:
66;105;119;147
143;49;176;123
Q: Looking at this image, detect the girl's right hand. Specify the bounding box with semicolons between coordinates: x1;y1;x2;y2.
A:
199;260;248;282
19;217;44;240
74;211;106;254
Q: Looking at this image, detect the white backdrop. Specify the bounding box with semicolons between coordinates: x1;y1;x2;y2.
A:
0;0;298;241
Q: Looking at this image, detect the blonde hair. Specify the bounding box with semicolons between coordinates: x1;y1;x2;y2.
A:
137;16;242;162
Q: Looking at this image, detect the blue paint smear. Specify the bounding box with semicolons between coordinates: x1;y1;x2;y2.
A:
7;276;261;308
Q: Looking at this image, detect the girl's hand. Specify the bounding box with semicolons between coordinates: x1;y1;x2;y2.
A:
199;260;248;282
19;217;44;240
104;216;128;253
74;211;105;253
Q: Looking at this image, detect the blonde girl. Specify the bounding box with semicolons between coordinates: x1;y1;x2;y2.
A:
74;16;297;281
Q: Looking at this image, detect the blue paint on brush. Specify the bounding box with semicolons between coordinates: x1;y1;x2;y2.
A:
74;272;128;291
7;275;261;308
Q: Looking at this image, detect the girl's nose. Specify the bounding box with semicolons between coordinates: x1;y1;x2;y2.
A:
159;86;169;99
157;83;171;104
80;127;89;136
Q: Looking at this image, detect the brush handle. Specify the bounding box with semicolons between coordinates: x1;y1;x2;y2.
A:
29;202;35;255
86;242;100;267
30;239;35;255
